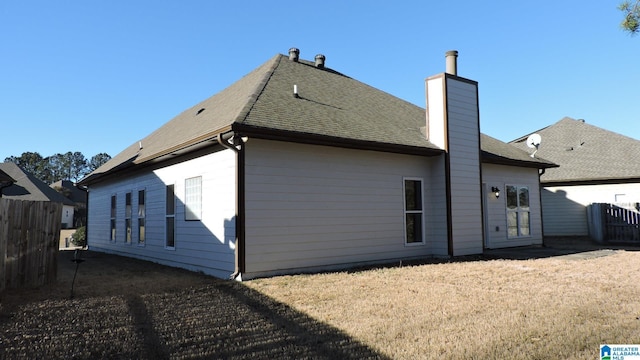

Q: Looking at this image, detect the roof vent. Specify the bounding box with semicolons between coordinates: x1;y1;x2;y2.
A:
289;47;300;62
314;54;325;68
445;50;458;75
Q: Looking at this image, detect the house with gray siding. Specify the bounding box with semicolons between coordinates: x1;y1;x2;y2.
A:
80;49;556;280
511;117;640;237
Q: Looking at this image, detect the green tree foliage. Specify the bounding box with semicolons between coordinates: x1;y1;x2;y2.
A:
88;153;112;172
5;152;48;181
4;151;110;184
619;0;640;34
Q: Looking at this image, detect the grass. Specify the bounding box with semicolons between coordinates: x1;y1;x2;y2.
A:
245;251;640;359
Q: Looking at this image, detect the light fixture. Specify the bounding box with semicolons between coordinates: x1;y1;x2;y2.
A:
491;186;500;198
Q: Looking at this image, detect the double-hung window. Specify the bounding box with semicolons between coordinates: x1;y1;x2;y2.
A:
137;190;146;245
125;192;132;244
404;178;424;244
110;195;116;242
506;185;530;238
166;185;175;248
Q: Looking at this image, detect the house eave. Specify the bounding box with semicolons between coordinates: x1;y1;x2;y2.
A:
233;124;444;157
481;152;559;169
543;177;640;187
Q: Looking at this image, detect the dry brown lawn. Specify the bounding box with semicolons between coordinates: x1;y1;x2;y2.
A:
247;250;640;359
2;242;640;359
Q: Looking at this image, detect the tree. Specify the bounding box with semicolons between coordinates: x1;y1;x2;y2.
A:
4;152;48;181
65;151;88;183
88;153;112;172
619;0;640;34
4;151;110;184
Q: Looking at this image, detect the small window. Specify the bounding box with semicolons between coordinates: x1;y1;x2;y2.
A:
137;190;146;245
166;185;175;248
110;195;116;242
506;185;530;238
404;179;424;244
125;192;132;244
185;176;202;221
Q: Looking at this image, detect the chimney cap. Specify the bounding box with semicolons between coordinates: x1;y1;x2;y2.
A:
314;54;326;68
289;47;300;62
445;50;458;75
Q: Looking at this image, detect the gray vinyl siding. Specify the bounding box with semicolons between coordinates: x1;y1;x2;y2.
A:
445;77;483;256
243;139;440;277
482;164;543;248
87;149;236;278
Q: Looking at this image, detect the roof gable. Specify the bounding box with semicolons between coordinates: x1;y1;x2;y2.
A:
510;117;640;183
0;163;74;205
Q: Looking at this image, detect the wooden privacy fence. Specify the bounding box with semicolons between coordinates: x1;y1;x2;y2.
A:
587;203;640;244
0;199;62;292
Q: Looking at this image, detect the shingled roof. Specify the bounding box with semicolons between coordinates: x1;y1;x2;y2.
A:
82;51;554;184
481;133;556;169
510;117;640;184
0;162;74;205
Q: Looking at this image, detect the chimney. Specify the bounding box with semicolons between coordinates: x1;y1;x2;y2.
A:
314;54;326;68
425;50;483;257
289;47;300;62
445;50;458;75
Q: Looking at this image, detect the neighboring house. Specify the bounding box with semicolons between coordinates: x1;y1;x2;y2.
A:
511;117;640;237
0;162;76;228
51;179;88;227
80;49;556;280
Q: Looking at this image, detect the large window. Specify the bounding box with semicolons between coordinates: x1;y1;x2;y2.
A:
137;189;145;245
110;195;116;242
404;178;424;244
185;176;202;221
166;185;175;248
125;192;132;244
506;185;530;238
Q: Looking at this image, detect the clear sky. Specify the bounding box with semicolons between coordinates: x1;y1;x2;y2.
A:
1;1;638;162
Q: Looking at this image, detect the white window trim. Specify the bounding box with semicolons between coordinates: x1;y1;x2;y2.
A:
403;177;426;246
506;184;532;239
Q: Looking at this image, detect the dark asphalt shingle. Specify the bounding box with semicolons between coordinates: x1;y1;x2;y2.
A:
510;117;640;183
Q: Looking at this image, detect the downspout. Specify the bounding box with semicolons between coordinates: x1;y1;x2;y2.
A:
538;168;546;247
217;132;246;280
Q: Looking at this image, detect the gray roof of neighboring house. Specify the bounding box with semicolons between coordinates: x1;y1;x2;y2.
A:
82;52;555;184
50;179;87;204
0;162;75;205
510;117;640;184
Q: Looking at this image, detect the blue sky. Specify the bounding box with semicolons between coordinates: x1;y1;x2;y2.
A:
1;1;637;162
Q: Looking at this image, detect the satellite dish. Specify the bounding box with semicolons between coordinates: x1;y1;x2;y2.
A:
526;133;541;148
526;133;542;158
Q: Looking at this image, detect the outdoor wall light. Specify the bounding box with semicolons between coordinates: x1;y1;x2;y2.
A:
491;186;500;198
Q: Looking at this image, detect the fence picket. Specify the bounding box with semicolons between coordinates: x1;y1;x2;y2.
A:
0;199;61;292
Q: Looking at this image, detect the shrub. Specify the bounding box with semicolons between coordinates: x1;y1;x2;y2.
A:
71;226;86;247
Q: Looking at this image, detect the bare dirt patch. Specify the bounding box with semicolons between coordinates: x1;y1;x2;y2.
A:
1;250;383;359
